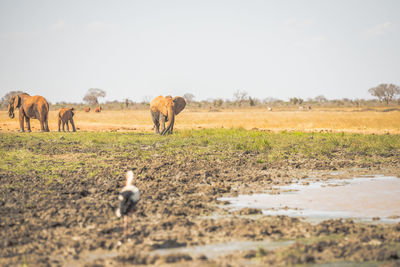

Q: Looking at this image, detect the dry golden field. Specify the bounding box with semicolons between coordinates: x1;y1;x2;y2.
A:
1;107;400;134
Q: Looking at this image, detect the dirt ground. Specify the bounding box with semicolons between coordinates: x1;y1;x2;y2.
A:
1;129;400;266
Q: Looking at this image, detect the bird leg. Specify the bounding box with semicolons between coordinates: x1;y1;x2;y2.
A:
123;215;128;239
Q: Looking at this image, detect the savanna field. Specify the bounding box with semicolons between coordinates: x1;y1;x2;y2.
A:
1;107;400;133
1;107;400;266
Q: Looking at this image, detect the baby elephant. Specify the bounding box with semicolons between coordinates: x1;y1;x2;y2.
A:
58;108;76;132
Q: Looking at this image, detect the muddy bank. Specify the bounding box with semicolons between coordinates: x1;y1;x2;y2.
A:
1;131;400;266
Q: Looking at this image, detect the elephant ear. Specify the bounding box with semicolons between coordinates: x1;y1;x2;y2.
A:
13;95;21;108
173;97;186;115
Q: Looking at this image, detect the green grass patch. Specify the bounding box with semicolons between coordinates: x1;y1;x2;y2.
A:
0;129;399;180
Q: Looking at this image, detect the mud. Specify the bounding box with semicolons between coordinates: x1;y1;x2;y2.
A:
1;133;400;266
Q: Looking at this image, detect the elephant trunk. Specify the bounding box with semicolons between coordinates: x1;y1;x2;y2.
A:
8;104;14;119
161;106;175;135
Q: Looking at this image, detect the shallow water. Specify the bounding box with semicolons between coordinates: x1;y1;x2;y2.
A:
150;239;294;259
51;250;119;267
220;175;400;223
314;262;378;267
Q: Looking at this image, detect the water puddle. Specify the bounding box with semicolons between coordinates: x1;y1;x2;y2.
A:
220;175;400;223
150;239;293;259
50;250;119;267
314;262;378;267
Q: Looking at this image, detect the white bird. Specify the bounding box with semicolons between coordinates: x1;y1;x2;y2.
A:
116;170;140;239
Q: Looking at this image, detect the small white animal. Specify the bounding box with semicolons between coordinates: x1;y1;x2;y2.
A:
116;171;140;239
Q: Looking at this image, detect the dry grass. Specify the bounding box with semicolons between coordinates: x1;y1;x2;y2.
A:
1;107;400;134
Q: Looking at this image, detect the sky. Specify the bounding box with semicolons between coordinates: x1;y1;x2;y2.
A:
0;0;399;103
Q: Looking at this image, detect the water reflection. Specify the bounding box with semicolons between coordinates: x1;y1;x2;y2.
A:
220;175;400;223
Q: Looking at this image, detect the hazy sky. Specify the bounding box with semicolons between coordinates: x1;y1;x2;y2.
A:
1;0;399;103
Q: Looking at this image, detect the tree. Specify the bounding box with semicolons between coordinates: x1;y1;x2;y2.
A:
233;90;248;106
1;90;24;107
213;98;223;107
314;95;327;103
125;98;134;108
263;97;281;104
248;97;259;106
83;88;106;105
183;93;195;104
368;83;400;105
289;97;303;105
142;96;152;104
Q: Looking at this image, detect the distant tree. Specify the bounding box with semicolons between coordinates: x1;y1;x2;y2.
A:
233;90;248;106
314;95;327;103
142;96;152;104
1;90;24;107
249;97;256;106
125;98;132;108
290;97;303;105
83;88;106;105
204;98;214;107
368;83;400;105
213;98;223;107
263;97;281;104
183;93;195;104
353;98;362;107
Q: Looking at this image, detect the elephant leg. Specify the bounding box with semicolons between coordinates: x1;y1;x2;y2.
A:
25;117;31;132
151;111;160;134
45;119;50;132
39;119;45;132
19;112;25;132
160;115;166;134
58;118;61;132
66;121;70;132
155;122;160;134
70;119;76;132
62;122;65;132
44;113;49;132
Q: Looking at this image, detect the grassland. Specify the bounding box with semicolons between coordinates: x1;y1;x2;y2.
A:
1;106;400;265
1;129;400;176
1;129;400;266
1;107;400;134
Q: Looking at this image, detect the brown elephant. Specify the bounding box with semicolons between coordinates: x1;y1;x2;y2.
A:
84;107;90;112
94;106;102;113
58;108;76;132
8;93;50;132
150;95;186;135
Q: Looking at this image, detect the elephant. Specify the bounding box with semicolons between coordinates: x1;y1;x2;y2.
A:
84;107;90;112
8;93;50;132
58;108;76;132
94;106;102;113
150;95;186;135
